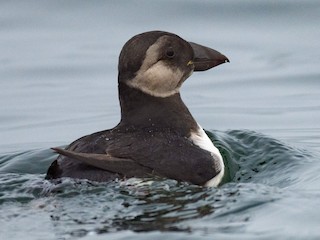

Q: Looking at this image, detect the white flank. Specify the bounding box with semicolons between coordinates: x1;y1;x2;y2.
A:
189;124;225;187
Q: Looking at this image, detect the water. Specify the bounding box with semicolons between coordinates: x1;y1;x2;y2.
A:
1;1;320;239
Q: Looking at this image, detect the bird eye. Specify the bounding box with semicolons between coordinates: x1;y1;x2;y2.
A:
166;48;175;58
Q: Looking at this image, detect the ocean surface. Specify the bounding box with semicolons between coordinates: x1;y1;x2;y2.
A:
1;1;320;239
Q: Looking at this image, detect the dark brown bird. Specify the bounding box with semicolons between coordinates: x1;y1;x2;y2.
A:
46;31;229;187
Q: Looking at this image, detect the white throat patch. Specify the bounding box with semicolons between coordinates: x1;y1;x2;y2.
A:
189;124;225;187
128;61;184;97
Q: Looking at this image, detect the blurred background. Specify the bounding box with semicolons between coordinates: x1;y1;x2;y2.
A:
1;0;319;153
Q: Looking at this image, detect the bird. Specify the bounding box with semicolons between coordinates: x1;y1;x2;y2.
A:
46;30;229;187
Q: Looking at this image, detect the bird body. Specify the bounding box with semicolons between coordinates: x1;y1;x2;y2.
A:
46;31;229;187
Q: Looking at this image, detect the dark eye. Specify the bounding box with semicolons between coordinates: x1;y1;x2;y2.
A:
166;48;175;58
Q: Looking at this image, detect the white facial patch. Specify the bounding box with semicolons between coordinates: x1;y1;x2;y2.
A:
189;124;225;187
127;36;188;98
129;61;184;97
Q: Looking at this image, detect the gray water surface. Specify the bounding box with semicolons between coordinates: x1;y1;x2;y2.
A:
1;1;320;239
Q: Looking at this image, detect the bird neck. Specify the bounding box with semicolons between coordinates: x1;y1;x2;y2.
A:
118;82;198;136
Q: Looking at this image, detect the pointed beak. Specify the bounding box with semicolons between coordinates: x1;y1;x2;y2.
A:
189;42;229;71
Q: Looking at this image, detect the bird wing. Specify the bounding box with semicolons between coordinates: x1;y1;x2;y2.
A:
53;129;214;184
52;147;153;177
103;130;215;184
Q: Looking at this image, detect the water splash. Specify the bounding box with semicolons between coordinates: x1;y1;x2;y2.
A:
1;130;319;239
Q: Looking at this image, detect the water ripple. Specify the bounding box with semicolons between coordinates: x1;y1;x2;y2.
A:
1;129;319;238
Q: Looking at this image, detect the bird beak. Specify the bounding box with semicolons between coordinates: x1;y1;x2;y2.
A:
189;42;229;71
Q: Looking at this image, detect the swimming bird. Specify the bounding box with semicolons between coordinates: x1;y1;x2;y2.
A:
46;31;229;187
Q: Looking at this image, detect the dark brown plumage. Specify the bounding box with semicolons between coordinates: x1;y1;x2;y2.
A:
46;31;228;186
